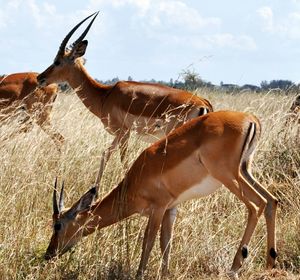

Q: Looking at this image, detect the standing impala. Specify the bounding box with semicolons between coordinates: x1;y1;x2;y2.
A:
37;12;213;184
44;111;278;279
0;72;64;145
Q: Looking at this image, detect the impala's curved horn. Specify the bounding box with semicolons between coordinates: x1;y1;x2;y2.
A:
71;11;99;49
56;11;99;59
53;178;59;214
58;181;65;211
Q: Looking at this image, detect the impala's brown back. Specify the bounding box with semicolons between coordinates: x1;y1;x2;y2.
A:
0;72;64;145
1;73;38;107
0;72;58;107
105;81;212;118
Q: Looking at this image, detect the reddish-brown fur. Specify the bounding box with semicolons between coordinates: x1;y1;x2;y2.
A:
38;59;213;136
37;12;213;184
0;72;64;145
38;13;213;183
45;111;278;279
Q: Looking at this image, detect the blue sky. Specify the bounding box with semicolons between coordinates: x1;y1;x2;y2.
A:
1;0;300;86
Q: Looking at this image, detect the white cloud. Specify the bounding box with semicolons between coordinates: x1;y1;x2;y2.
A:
7;0;22;9
151;1;221;30
257;5;300;39
283;12;300;39
133;1;255;51
207;34;257;50
0;0;60;30
0;0;21;29
149;31;256;51
0;10;6;29
28;0;43;28
43;2;57;15
111;0;150;13
87;0;221;30
85;0;256;52
257;6;273;32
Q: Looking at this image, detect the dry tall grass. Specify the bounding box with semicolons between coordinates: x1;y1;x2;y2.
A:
0;89;299;280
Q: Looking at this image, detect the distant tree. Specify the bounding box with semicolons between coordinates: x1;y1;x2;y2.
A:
111;77;120;84
173;80;185;89
127;76;133;81
220;83;240;92
180;69;204;90
271;80;294;90
95;77;120;85
241;84;261;92
260;80;269;90
261;80;295;90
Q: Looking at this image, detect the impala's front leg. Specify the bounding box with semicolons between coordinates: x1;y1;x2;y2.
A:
94;134;119;187
160;207;177;276
36;105;64;147
118;130;130;164
136;208;166;279
94;132;128;187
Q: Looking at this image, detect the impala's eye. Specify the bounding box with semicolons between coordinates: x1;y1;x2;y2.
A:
54;60;60;66
54;222;62;231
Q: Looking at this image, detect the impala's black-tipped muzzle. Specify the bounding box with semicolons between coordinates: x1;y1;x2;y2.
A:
44;244;75;261
44;252;55;260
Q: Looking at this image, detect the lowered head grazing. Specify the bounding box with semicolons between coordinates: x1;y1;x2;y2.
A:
44;178;97;260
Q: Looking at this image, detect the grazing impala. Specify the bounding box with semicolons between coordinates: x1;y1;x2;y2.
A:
37;12;213;185
0;72;64;145
44;111;278;279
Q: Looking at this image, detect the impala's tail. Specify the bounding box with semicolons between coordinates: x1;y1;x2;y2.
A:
239;118;261;171
198;107;209;116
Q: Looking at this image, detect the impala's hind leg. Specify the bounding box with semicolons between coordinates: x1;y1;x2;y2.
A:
241;161;278;268
223;176;267;278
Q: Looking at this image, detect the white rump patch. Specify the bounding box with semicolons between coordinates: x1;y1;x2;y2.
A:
202;108;209;115
242;122;256;160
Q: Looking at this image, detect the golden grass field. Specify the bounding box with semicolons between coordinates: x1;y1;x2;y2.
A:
0;89;299;280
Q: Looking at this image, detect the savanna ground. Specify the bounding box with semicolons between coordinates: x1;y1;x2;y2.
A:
0;88;299;280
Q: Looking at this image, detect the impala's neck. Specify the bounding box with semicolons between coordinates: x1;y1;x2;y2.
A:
66;61;111;117
79;183;139;236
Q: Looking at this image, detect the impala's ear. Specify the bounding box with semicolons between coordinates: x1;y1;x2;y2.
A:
70;40;88;60
66;187;96;218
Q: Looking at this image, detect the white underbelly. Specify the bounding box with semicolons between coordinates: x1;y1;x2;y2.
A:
170;176;222;207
